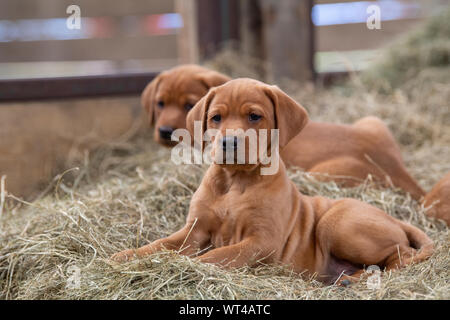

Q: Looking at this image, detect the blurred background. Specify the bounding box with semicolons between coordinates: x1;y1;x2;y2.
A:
0;0;448;198
0;0;447;80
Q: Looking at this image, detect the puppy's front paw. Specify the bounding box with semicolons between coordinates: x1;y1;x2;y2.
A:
339;279;352;287
110;249;137;263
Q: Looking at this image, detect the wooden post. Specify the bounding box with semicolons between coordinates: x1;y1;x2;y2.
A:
175;0;200;64
240;0;265;61
196;0;223;61
176;0;240;63
259;0;315;82
176;0;314;83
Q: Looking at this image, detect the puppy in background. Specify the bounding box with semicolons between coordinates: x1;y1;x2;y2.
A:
422;172;450;226
113;79;433;285
141;64;230;146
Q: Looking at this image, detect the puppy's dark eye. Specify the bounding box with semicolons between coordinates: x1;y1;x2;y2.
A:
184;103;194;111
157;101;164;109
249;113;262;122
212;114;221;123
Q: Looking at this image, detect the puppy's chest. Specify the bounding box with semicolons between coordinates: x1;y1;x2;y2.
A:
211;188;256;220
209;189;258;247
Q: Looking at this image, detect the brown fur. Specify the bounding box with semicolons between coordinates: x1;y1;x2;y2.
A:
281;117;425;200
142;65;425;200
141;64;231;145
422;172;450;226
113;79;433;285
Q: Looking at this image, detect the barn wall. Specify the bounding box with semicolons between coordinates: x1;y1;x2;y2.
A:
0;96;143;198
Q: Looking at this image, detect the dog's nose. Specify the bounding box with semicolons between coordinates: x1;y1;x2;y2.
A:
159;126;175;140
222;136;238;151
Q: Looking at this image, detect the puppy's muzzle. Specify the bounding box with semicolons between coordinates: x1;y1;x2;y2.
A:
221;136;238;151
159;126;175;141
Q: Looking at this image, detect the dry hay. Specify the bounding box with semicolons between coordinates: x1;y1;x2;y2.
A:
0;10;449;300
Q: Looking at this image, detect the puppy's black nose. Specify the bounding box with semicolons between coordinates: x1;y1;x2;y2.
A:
222;136;238;151
159;126;175;140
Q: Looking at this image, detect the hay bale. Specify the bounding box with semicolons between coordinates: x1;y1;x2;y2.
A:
361;8;450;93
0;135;448;300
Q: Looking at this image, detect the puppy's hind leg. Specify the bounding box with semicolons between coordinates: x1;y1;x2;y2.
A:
315;199;432;287
308;156;381;187
384;222;434;271
338;238;433;287
333;245;413;287
353;116;426;200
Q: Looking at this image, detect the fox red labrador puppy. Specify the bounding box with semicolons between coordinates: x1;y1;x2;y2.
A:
142;64;231;146
422;172;450;226
142;65;424;201
113;79;433;285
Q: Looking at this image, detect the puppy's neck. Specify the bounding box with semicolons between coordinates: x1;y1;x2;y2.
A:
209;162;286;195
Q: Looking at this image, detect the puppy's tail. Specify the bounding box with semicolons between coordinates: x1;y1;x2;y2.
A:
400;221;434;264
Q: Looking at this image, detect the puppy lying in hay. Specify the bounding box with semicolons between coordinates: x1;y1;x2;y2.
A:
112;79;434;286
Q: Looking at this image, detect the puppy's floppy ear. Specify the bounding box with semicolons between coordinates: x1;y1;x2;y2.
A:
263;85;309;148
186;89;216;148
141;74;163;126
196;70;231;90
186;88;216;135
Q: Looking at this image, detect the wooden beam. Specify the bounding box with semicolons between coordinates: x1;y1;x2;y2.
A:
317;18;423;52
0;35;178;62
0;0;175;20
0;72;158;102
